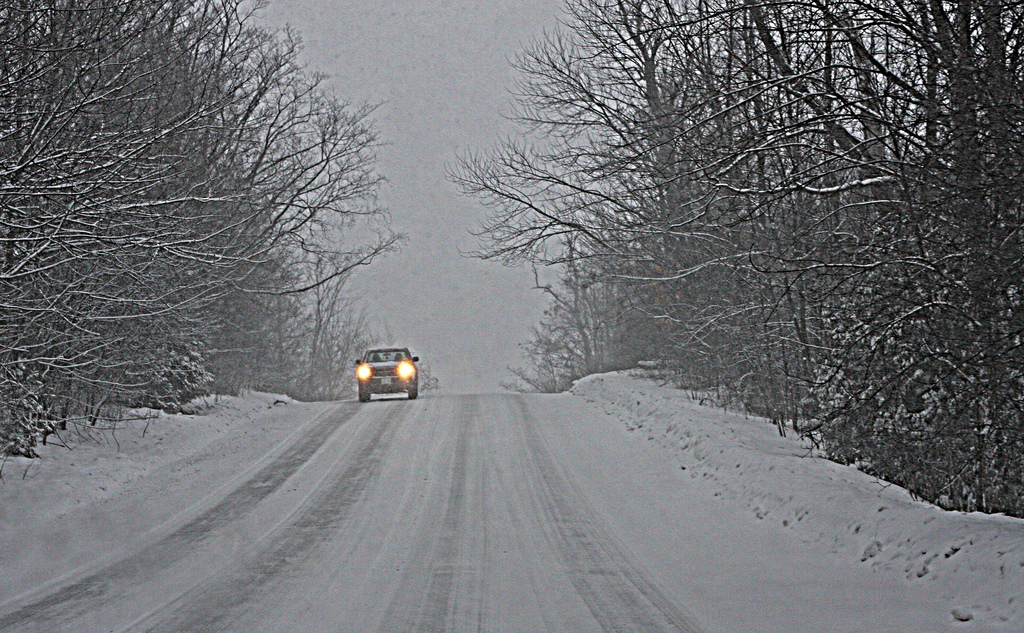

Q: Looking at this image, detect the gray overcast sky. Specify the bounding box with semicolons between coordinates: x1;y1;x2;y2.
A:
261;0;564;392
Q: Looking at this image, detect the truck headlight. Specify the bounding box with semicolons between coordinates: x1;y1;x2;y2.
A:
397;361;415;379
357;365;372;380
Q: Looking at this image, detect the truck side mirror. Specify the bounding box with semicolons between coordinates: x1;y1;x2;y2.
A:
412;356;419;362
354;360;362;366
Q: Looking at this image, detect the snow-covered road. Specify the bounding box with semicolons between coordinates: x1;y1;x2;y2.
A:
1;383;1021;631
0;395;700;632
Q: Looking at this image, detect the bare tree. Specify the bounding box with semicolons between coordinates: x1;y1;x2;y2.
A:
0;0;398;457
455;0;1024;515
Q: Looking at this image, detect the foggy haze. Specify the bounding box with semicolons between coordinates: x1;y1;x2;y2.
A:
5;4;1024;631
261;0;563;392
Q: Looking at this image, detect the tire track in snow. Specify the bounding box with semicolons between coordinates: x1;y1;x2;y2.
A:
469;452;492;633
513;396;706;633
414;396;474;633
0;402;359;632
132;400;410;632
378;395;476;633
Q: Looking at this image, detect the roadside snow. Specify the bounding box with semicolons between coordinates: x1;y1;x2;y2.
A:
569;371;1024;630
0;392;331;602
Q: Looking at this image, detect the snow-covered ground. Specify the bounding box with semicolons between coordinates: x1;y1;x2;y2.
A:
1;375;1021;632
0;392;334;601
568;371;1024;630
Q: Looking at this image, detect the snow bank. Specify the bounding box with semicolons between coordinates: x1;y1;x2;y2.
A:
570;371;1024;629
0;392;328;601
